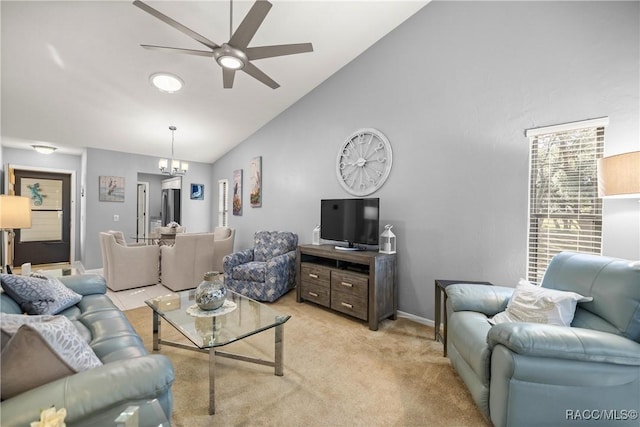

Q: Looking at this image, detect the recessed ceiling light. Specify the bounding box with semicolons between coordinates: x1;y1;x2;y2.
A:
149;72;184;93
32;145;56;154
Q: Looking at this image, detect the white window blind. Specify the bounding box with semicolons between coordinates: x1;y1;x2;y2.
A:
218;179;229;227
526;119;606;283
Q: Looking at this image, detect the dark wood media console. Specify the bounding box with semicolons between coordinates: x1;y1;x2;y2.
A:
296;244;397;331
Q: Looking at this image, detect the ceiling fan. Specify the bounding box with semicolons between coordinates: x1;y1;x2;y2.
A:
133;0;313;89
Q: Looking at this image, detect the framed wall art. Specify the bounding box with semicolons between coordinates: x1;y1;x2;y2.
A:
233;169;243;215
190;183;204;200
250;156;262;208
99;176;124;202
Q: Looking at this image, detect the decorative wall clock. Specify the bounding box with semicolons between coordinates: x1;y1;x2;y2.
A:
336;128;393;196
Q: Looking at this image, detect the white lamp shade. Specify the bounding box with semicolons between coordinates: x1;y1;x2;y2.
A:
181;162;189;172
159;159;168;170
597;151;640;198
0;196;32;229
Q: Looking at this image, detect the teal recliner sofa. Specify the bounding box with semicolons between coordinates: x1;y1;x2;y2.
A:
446;252;640;427
1;274;174;426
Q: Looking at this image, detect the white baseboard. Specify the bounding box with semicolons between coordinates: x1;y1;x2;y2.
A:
397;310;435;328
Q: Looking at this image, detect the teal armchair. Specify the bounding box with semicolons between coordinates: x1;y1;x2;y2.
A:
446;252;640;427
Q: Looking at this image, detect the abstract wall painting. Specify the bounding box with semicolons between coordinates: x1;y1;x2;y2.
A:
250;156;262;208
99;176;124;202
233;169;243;215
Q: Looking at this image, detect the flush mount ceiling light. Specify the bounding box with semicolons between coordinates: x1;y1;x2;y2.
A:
149;72;184;93
32;145;56;154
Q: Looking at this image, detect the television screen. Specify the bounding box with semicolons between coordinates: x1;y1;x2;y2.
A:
320;198;379;248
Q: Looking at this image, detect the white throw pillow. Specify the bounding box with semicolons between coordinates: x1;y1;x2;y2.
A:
489;280;592;326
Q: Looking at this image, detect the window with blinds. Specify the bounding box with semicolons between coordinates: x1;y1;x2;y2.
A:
525;118;607;283
218;179;229;227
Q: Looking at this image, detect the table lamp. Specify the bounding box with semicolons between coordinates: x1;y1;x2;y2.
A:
597;151;640;198
597;151;640;267
0;195;33;273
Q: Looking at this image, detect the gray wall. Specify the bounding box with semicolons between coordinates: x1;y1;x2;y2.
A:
83;148;214;269
211;1;640;320
2;147;214;270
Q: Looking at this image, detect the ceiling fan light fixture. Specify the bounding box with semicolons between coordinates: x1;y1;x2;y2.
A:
149;72;184;93
213;44;247;70
217;55;244;70
32;145;56;154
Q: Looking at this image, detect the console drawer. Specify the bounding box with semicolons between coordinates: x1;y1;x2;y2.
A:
301;263;330;288
300;281;330;307
331;290;367;321
331;270;368;299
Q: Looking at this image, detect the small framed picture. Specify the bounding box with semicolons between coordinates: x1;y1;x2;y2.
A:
99;176;125;202
233;169;243;215
190;183;204;200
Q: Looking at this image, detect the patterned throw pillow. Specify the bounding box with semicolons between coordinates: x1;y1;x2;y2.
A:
0;314;102;399
0;273;82;315
0;313;54;351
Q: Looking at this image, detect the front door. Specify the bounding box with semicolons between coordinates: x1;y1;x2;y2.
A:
13;170;71;266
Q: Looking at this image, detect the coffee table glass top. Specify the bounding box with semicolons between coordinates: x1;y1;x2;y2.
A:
145;290;290;349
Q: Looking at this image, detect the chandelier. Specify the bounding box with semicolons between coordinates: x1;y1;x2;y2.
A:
159;126;188;176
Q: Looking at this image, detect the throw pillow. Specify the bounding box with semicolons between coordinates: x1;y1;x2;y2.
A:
0;315;102;399
488;280;593;326
0;273;82;315
0;313;54;351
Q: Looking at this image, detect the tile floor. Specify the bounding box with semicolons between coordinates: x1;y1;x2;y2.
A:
85;268;173;311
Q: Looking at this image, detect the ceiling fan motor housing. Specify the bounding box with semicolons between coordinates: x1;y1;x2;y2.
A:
213;44;248;70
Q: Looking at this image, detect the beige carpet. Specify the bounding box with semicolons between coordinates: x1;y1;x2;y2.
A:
125;291;489;427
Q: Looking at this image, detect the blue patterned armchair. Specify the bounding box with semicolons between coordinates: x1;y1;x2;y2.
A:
223;231;298;302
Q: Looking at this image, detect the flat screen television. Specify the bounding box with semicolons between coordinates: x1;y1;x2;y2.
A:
320;198;379;250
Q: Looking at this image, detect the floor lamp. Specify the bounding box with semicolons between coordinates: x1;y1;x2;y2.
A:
597;151;640;266
0;195;33;273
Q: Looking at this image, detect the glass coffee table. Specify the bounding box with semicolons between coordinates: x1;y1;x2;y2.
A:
145;289;291;415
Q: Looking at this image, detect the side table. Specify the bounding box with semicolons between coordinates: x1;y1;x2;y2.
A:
434;279;493;357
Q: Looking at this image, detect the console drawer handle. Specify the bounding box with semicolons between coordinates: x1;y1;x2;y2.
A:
341;281;353;288
308;273;319;279
308;291;319;297
341;302;353;309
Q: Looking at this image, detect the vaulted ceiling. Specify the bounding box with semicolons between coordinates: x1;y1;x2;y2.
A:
1;1;428;163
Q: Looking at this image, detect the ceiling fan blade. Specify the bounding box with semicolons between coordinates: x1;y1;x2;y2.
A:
133;0;219;50
141;45;214;57
223;68;236;89
246;43;313;60
228;0;272;49
242;62;279;89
